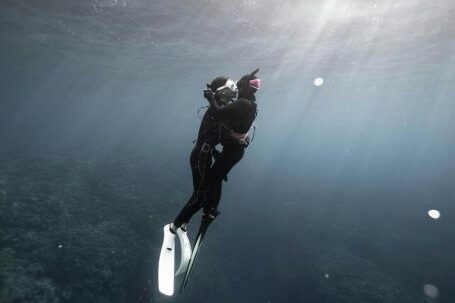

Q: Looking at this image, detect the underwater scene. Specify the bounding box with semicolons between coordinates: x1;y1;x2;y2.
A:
1;0;454;302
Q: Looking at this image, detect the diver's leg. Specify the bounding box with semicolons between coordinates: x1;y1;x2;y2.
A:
205;145;244;213
190;145;202;190
172;145;212;228
172;191;208;228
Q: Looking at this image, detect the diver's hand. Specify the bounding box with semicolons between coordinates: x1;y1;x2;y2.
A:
203;89;215;104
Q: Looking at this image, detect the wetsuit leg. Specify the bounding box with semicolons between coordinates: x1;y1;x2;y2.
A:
205;144;244;213
173;145;212;227
190;145;203;190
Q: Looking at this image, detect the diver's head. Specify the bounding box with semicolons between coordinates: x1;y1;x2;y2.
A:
237;68;261;100
207;76;238;105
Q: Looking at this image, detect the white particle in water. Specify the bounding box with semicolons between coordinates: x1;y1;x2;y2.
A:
423;284;439;298
314;77;324;87
428;209;440;219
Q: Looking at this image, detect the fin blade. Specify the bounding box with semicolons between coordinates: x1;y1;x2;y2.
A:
158;224;175;296
180;232;204;292
175;229;192;276
180;217;213;292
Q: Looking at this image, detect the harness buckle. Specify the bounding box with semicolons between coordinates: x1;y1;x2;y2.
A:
201;142;211;153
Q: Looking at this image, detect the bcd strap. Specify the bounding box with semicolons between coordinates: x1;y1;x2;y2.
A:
212;147;221;160
201;142;211;154
250;124;256;144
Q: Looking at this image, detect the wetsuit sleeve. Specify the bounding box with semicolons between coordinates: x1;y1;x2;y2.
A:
208;100;239;121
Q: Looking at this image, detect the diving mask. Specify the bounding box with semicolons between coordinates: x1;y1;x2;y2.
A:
216;79;238;104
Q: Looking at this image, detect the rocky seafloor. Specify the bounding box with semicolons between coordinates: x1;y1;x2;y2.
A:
0;150;445;302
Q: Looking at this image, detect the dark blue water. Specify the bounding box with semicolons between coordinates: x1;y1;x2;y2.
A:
1;0;454;302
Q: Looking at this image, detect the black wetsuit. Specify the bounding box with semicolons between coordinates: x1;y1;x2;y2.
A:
173;97;257;227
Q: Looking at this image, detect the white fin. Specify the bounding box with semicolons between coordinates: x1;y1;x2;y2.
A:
175;228;192;276
158;224;175;296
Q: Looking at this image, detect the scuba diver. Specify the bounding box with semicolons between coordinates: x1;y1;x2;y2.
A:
171;68;260;231
158;69;261;295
